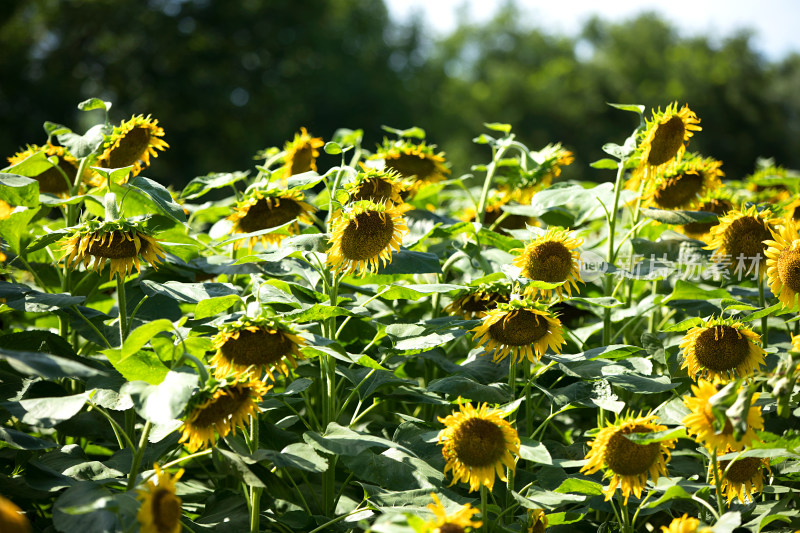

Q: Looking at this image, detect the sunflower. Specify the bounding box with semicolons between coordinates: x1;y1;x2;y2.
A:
642;154;723;210
524;508;548;533
98;115;168;178
580;413;676;504
371;139;450;196
137;464;183;533
460;192;537;233
438;401;520;492
497;143;574;204
421;493;482;533
679;194;734;242
327;200;407;276
710;452;770;504
6;144;84;196
634;103;701;181
60;218;166;279
681;379;763;452
282;127;324;177
706;204;778;278
210;315;306;381
471;299;565;364
660;515;712;533
765;220;800;311
679;317;765;382
179;377;270;452
783;195;800;223
344;168;408;205
444;281;512;320
228;188;316;251
513;227;583;300
0;200;13;220
0;495;31;533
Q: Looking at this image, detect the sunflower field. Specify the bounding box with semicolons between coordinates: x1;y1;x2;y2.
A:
1;98;800;533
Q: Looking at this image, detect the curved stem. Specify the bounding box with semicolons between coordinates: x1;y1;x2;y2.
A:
477;144;511;225
126;420;153;491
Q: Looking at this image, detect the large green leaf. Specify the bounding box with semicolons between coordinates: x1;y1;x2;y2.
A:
0;348;106;379
0;173;40;207
180;171;249;200
139;280;239;303
128;175;187;223
2;392;90;427
122;371;198;424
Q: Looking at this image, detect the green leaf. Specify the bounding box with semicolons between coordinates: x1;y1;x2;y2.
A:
57;123;107;158
90;166;134;185
303;422;414;457
427;375;509;404
0;426;57;450
662;317;704;332
121;371;198;424
605;373;678;393
378;283;463;301
484;122;512;133
139;280;239;303
257;443;328;473
623;428;686;444
0;173;40;207
52;482;124;533
43;121;73;137
0;348;106;379
518;438;552;464
607;102;645;115
646;483;691;508
554;478;603;496
567;296;623;308
285;170;325;191
590;158;619;170
0;205;39;253
376;250;442;275
741;303;787;322
2;392;89;427
116;319;174;361
24;226;74;254
128;175;187;223
101;348;169;385
77;98;112;112
195;294;241;319
663;280;732;303
382;125;425;139
640;207;719;225
324;141;342;155
180;171;249;200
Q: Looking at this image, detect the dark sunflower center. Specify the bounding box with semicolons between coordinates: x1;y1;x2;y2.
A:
529;520;546;533
350;178;395;203
460;292;508;314
238;198;302;233
720;457;762;483
290;144;315;175
386;153;436;182
484;206;529;231
190;387;249;429
107;126;151;168
488;310;549;347
220;329;292;367
777;247;800;292
523;241;573;283
452;417;507;468
647;115;686;166
604;425;660;476
34;160;76;195
653;172;704;209
683;198;732;237
151;488;181;533
793;205;800;221
693;326;750;371
340;211;395;261
438;524;465;533
722;216;771;266
87;231;138;259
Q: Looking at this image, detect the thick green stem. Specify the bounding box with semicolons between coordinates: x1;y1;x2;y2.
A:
711;451;727;517
126;420;153;491
480;485;489;532
249;414;261;533
603;161;628;347
759;276;769;347
504;355;518;522
477;145;511;225
117;275;128;346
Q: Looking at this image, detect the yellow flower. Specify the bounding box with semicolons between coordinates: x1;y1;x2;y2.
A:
327;200;407;276
635;103;701;180
0;200;13;220
179;378;270;452
679;194;734;242
282;127;324;177
679;317;765;382
460;192;538;233
710;452;770;504
783;195;800;223
471;299;565;364
6;143;86;196
137;464;184;533
444;281;512;320
706;204;778;279
60;219;166;280
498;143;574;204
0;495;31;533
438;401;520;492
524;508;548;533
228;188;316;251
99;115;168;178
210;316;306;381
681;379;763;451
513;227;583;300
345;168;408;205
642;154;723;210
660;514;712;533
765;220;800;311
421;493;482;533
580;413;676;504
371;139;450;197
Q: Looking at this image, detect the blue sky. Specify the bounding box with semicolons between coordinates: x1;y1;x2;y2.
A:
385;0;800;60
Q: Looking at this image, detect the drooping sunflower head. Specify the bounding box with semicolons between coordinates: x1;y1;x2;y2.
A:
524;508;548;533
7;143;83;196
210;315;306;381
460;192;537;233
327;200;407;276
60;218;166;280
679;192;735;242
282;127;324;177
0;495;31;533
344;168;408;206
745;163;788;195
765;220;800;311
370;138;450;196
444;280;512;320
679;316;765;382
660;514;711;533
437;401;520;492
706;204;778;278
681;379;763;452
710;452;771;504
99;115;168;178
471;298;565;364
580;412;676;504
642;153;723;210
512;227;583;300
496;143;574;203
228;187;316;251
635;103;701;176
422;493;482;533
179;377;270;452
136;464;184;533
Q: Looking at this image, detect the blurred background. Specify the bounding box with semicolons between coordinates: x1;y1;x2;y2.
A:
2;0;799;188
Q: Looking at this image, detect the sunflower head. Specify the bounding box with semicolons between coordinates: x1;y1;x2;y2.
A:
710;452;770;504
680;193;735;242
370;139;450;196
682;379;763;452
179;376;270;452
211;315;306;381
6;143;84;196
512;227;583;300
635;103;701;175
327;200;407;276
137;464;183;533
524;508;548;533
660;514;711;533
228;187;316;251
706;204;778;278
60;218;166;279
765;220;800;311
99;115;168;178
422;493;482;533
642;153;723;210
344;168;408;206
679;316;765;382
437;401;520;492
444;280;512;320
580;412;676;504
0;495;31;533
282;127;324;177
460;192;537;233
745;163;788;195
495;143;574;203
471;298;565;364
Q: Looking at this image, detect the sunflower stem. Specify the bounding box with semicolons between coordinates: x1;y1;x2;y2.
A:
603;159;628;347
758;276;769;347
126;420;152;491
477;144;511;225
710;450;727;517
618;492;632;533
480;485;489;531
116;275;128;346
